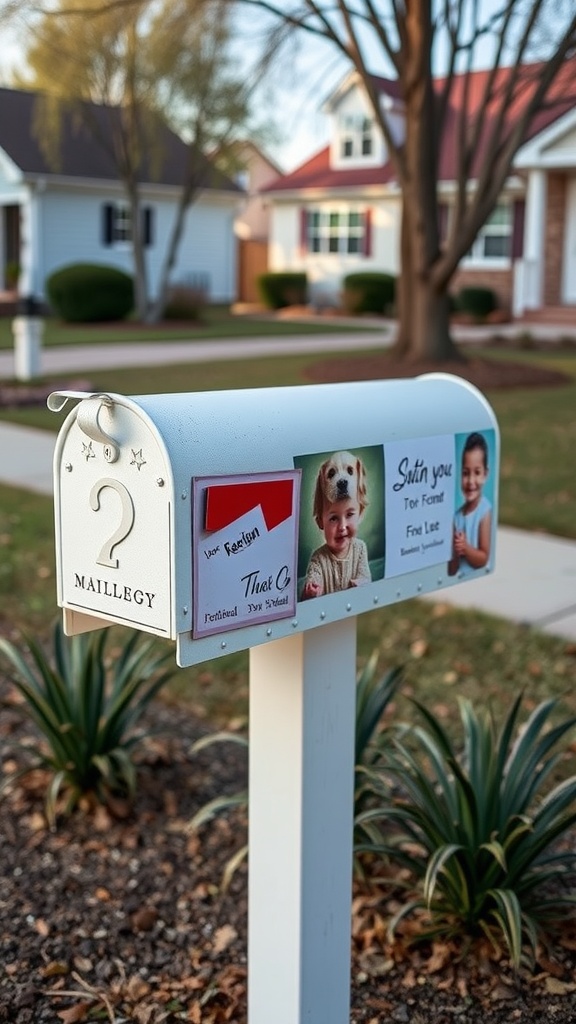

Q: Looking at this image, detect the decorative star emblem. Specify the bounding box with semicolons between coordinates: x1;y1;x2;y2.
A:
82;441;95;461
130;448;146;471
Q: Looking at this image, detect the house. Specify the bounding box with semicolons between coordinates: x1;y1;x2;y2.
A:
0;87;243;306
261;62;576;320
231;141;283;304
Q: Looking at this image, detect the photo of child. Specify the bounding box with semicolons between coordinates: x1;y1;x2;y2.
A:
294;447;385;600
448;431;493;577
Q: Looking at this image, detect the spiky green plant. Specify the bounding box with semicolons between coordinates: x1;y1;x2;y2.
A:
356;694;576;967
188;654;402;888
0;621;174;824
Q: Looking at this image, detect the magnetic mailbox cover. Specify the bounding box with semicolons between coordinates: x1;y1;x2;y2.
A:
51;375;499;667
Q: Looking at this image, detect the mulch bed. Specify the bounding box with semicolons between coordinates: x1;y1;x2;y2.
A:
304;354;572;390
1;345;575;1022
2;685;576;1024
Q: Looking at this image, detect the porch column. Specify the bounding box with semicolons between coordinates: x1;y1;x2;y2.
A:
19;185;44;299
523;170;547;310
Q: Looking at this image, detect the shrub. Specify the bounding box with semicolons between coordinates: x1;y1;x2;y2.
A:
257;272;308;309
164;285;206;321
0;622;174;824
455;286;497;319
5;260;20;289
356;694;576;967
46;263;134;322
342;272;396;315
188;654;402;889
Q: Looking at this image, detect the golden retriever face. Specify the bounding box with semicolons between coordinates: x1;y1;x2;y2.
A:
313;451;368;527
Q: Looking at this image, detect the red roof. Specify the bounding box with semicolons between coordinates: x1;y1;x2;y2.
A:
263;60;576;195
265;144;396;193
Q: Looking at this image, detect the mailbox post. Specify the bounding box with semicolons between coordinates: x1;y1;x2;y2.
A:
50;375;499;1024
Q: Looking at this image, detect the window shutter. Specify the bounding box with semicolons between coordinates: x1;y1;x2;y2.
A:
102;204;114;246
299;208;308;255
143;206;154;248
363;208;372;257
511;199;525;259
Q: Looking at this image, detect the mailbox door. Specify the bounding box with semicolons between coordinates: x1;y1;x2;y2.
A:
54;396;174;637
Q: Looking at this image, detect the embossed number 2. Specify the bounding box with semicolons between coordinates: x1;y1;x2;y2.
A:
90;479;135;568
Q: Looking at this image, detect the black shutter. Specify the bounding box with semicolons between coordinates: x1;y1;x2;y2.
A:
102;203;114;246
143;206;154;247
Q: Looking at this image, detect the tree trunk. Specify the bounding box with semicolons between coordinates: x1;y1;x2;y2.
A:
392;200;462;363
146;180;198;324
127;185;149;321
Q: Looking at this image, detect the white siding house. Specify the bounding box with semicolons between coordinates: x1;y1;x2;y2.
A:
262;64;576;319
0;87;242;306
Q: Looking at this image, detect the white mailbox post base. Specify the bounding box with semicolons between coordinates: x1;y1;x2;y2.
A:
13;316;43;381
248;618;357;1024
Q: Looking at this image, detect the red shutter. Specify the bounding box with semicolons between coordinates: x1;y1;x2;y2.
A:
512;200;525;259
299;208;308;255
363;208;372;257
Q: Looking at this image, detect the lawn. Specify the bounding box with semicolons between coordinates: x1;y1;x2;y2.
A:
0;305;382;349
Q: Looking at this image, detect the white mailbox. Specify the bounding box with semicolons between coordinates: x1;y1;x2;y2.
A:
50;374;499;667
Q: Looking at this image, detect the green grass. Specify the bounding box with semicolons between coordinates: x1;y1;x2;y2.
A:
0;306;381;349
0;484;56;633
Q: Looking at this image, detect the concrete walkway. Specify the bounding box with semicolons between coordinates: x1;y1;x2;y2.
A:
1;326;575;641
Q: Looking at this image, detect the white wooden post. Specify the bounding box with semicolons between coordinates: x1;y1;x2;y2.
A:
248;617;357;1024
13;315;43;381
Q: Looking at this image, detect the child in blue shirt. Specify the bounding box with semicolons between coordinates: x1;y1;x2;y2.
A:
448;432;492;577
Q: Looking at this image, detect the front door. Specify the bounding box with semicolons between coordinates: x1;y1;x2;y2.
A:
562;175;576;303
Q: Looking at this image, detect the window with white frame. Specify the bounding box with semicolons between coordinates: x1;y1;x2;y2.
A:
339;114;374;160
112;204;132;242
103;203;154;247
306;209;367;254
467;202;512;260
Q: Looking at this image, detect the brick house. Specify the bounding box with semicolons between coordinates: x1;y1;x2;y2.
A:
261;61;576;322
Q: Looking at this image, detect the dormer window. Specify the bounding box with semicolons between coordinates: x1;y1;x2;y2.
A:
339;115;373;160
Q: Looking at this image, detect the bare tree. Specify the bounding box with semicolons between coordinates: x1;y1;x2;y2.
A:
16;0;277;321
242;0;576;360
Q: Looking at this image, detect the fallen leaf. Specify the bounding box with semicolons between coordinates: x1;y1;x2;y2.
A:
212;924;238;955
490;982;516;1001
57;1003;90;1023
545;976;576;995
73;956;92;973
125;975;152;1001
41;961;69;978
424;942;452;974
131;907;158;932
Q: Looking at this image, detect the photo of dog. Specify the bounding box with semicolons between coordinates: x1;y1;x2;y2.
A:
312;450;369;528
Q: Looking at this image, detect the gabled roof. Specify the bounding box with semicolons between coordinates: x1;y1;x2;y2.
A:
263;59;576;195
0;87;240;192
262;143;396;193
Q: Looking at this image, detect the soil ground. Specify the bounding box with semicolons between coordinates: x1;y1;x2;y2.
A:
2;692;576;1024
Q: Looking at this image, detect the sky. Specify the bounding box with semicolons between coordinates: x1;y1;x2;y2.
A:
0;10;343;175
